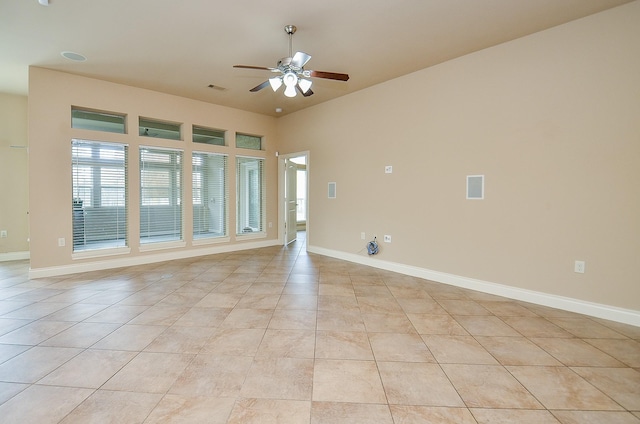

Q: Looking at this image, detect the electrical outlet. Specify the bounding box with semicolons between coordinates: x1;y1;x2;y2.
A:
361;232;366;240
58;238;65;247
574;260;585;274
0;230;7;238
385;165;393;174
384;235;392;243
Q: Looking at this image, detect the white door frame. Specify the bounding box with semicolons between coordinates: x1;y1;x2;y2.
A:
277;151;309;247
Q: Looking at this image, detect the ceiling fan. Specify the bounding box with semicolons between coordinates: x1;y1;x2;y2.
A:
234;25;349;98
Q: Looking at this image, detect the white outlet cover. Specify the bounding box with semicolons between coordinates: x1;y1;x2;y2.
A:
384;235;392;243
385;166;393;174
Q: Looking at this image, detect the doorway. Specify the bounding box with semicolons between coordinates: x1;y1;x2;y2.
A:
279;152;308;247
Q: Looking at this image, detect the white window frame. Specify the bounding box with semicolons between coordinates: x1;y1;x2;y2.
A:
193;151;228;242
71;139;128;253
139;146;184;246
236;156;265;236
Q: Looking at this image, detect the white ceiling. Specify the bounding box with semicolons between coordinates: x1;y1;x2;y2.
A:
0;0;632;117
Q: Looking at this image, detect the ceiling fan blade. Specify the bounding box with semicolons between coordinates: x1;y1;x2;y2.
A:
250;80;271;92
308;70;350;81
234;65;279;72
296;84;314;97
291;51;311;68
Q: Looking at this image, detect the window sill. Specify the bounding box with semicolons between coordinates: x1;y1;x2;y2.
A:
193;236;231;246
235;232;266;241
72;246;131;260
139;240;187;252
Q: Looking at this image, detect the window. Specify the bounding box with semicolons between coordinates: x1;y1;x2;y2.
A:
72;140;127;251
193;126;225;146
297;168;307;222
236;133;262;150
140;147;183;244
71;107;126;134
193;152;227;239
236;157;265;234
289;156;307;223
139;117;182;140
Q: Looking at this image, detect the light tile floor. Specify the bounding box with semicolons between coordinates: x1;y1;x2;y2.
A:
0;233;639;423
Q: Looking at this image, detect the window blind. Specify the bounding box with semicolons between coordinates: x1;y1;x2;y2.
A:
140;147;183;244
193;152;227;239
71;139;127;251
236;156;265;234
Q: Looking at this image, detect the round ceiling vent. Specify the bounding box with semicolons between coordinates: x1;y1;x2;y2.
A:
61;51;87;62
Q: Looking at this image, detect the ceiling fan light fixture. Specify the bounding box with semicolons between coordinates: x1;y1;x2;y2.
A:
298;78;312;94
269;77;283;92
284;85;297;97
234;24;349;100
283;72;298;97
283;72;298;88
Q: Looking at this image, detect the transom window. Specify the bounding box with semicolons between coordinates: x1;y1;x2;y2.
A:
71;107;126;134
139;117;182;140
236;133;262;150
193;126;225;146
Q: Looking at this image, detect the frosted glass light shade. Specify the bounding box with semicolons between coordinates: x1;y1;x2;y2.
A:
269;77;282;91
284;85;297;97
298;79;312;94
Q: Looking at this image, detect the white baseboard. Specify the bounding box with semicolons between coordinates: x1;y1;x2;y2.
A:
28;239;281;279
308;245;640;328
0;251;30;262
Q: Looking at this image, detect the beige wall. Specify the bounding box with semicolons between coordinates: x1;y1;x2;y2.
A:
28;68;279;272
0;93;29;256
277;3;640;311
17;2;640;317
